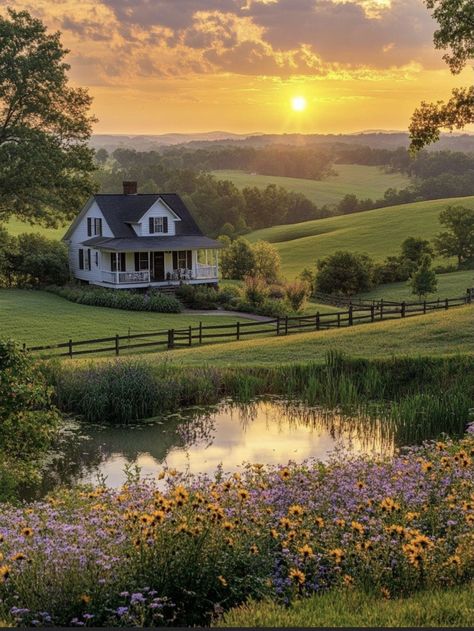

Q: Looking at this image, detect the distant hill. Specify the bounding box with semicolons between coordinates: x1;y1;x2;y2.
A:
91;131;474;153
247;195;474;278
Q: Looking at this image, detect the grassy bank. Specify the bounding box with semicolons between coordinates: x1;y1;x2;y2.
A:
247;196;474;277
212;165;411;207
0;289;246;347
220;584;474;627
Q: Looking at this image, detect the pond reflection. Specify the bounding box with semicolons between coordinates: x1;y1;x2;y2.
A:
20;398;398;499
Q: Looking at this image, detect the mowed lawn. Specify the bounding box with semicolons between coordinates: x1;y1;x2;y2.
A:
358;269;474;302
211;165;411;207
247;196;474;277
4;218;67;239
0;289;245;347
109;304;474;367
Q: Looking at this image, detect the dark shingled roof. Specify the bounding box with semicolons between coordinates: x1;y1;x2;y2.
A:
82;236;223;251
93;193;202;238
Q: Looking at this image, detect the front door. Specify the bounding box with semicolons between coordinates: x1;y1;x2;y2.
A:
152;252;165;281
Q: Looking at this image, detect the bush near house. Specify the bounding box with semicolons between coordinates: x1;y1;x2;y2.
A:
46;285;182;313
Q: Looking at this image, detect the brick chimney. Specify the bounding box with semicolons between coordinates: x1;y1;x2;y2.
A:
123;181;138;195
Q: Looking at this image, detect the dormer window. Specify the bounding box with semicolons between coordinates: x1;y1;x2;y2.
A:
149;217;168;234
87;217;102;237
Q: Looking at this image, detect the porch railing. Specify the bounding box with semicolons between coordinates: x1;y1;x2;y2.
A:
101;270;150;284
196;264;218;279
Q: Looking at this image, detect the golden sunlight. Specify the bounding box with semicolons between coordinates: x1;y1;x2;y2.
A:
291;96;307;112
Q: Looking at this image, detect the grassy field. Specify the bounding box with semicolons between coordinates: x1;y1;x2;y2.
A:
220;584;474;627
358;269;474;302
211;165;411;207
0;289;245;347
4;218;66;239
247;196;474;278
68;304;474;366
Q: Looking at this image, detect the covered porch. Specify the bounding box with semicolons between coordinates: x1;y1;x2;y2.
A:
96;248;219;288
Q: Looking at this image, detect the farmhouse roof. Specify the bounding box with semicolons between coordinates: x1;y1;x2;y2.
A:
63;192;203;240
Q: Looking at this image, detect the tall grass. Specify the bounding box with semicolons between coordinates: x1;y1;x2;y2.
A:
47;353;474;441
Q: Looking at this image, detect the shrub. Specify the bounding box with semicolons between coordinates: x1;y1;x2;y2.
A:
316;251;376;296
175;284;218;310
216;284;241;305
268;284;286;300
243;275;268;307
46;285;182;313
285;281;309;312
253;240;281;283
409;255;438;298
221;238;256;280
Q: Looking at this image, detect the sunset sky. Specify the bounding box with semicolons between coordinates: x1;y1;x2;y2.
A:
3;0;473;135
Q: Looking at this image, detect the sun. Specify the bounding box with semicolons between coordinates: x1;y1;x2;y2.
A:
291;96;307;112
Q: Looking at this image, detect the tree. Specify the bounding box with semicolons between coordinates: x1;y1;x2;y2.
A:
410;255;438;298
252;240;281;283
410;1;474;150
0;9;96;226
220;238;256;280
315;251;375;296
7;234;69;286
401;237;434;265
285;281;309;312
433;205;474;265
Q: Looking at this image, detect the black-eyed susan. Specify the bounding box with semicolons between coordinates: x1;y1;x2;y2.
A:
298;544;314;559
279;468;291;481
218;575;228;587
289;568;305;585
288;504;304;517
328;548;345;564
80;594;91;605
250;544;259;555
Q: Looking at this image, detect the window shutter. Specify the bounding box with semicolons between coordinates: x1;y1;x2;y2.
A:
186;251;192;269
120;253;126;271
163;217;168;233
134;253;140;271
172;251;178;269
110;253;115;271
87;218;92;237
87;249;91;270
149;218;154;234
79;249;84;270
97;218;102;236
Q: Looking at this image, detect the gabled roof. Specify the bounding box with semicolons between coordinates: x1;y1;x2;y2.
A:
82;236;223;251
63;193;202;240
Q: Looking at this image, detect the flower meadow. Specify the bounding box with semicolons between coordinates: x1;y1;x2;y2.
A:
0;432;473;627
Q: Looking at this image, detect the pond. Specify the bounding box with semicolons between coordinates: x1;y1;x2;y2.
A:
21;398;400;500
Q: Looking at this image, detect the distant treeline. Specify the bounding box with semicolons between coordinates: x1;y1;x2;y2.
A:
95;146;474;236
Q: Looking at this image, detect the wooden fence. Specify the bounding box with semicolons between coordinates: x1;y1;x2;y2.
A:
25;293;472;359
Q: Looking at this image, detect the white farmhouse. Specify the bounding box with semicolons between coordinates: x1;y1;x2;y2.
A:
63;181;222;289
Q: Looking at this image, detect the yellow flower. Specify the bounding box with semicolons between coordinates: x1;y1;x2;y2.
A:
279;468;291;481
351;521;365;535
329;548;345;564
80;594;91;605
343;574;354;586
0;565;11;581
380;497;400;513
279;517;293;530
218;575;228;587
20;527;33;538
11;552;26;562
250;544;259;556
289;568;305;585
315;516;325;529
237;489;249;501
381;587;390;600
335;518;346;528
448;555;461;567
356;480;365;490
298;544;314;559
222;521;235;532
421;461;433;473
288;504;304;517
270;528;278;539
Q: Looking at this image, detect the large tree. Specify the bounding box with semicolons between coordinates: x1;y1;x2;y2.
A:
0;9;96;226
434;205;474;265
410;0;474;151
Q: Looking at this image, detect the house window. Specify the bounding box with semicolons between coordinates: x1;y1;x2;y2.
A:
94;218;102;236
173;250;192;270
78;249;84;270
149;216;168;234
134;252;149;271
111;252;126;272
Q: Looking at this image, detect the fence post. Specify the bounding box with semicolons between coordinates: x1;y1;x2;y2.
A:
445;298;449;310
276;316;281;336
316;312;320;331
467;289;472;304
401;302;406;318
115;334;120;356
188;325;192;346
236;321;240;341
370;305;375;323
168;329;175;350
69;339;73;358
285;315;289;335
348;305;353;326
423;300;427;314
337;312;341;328
199;321;203;344
380;299;384;320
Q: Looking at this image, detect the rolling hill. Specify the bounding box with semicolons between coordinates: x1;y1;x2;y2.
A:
211;165;411;207
247;196;474;278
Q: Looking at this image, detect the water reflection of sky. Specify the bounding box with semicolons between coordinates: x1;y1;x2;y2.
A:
78;400;393;489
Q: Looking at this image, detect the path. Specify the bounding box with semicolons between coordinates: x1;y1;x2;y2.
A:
182;308;273;322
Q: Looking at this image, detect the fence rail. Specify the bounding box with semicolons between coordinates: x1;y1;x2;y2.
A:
24;291;472;360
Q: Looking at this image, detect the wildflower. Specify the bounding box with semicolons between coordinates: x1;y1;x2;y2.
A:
343;574;354;586
279;468;291;481
174;486;189;506
20;527;33;538
288;505;304;517
315;516;325;528
380;497;400;513
447;555;461;567
335;518;346;527
222;521;235;532
11;552;26;562
356;480;365;490
289;568;305;585
80;595;91;605
237;489;249;501
218;575;228;587
405;512;419;523
421;461;433;473
0;565;11;581
225;537;234;548
351;521;365;535
176;522;188;534
279;517;292;530
381;587;391;599
298;544;314;559
270;528;278;539
329;548;345;564
250;544;259;555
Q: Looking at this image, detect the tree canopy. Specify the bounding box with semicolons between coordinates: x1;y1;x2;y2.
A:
410;1;474;150
0;9;96;226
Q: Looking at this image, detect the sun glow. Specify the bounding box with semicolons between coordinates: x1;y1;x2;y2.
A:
291;96;307;112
